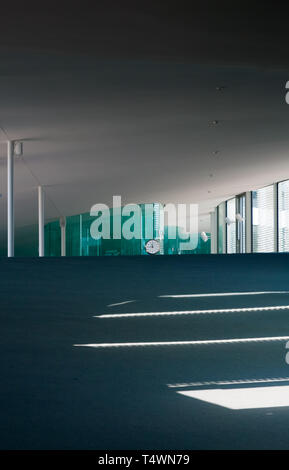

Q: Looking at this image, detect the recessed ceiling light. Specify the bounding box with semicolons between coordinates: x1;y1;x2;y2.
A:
211;120;219;125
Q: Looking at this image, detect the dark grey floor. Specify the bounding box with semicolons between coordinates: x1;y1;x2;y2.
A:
1;253;289;449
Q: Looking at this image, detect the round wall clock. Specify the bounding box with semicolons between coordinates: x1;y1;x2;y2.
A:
145;239;160;255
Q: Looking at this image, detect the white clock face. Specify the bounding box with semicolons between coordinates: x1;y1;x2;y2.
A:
145;239;160;255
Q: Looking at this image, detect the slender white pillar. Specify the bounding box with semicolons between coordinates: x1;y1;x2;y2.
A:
38;186;45;257
273;183;278;252
245;191;252;253
79;214;82;256
59;216;66;256
7;141;14;257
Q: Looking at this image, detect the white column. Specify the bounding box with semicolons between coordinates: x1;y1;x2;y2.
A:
79;214;82;256
38;186;45;257
245;191;252;253
7;141;14;257
273;183;278;252
59;216;66;256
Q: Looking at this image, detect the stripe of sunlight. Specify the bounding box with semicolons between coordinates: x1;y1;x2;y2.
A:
107;300;136;307
96;305;289;319
167;377;289;389
177;385;289;410
74;335;289;349
159;291;289;298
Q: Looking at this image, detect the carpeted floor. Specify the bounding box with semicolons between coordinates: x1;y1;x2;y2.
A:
1;253;289;449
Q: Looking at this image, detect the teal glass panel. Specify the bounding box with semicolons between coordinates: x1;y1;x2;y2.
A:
44;203;211;257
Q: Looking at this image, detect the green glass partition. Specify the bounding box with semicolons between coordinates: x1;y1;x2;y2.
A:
45;203;211;256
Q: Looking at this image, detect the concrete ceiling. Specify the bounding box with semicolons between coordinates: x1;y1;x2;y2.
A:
0;1;289;240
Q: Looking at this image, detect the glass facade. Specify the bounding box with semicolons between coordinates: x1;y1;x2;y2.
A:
226;198;236;254
252;185;274;253
216;179;289;254
45;178;289;257
236;194;246;253
10;178;289;258
278;180;289;252
217;202;226;254
217;195;246;254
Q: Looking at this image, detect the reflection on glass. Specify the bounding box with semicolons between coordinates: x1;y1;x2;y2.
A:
218;202;225;253
236;194;246;253
226;198;236;253
252;185;274;253
278;180;289;252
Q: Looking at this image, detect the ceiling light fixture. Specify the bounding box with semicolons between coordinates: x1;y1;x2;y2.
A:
225;216;234;225
236;213;245;222
200;231;209;242
13;141;23;157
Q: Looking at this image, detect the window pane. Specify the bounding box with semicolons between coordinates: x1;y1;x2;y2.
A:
226;198;236;253
218;203;225;253
252;185;274;252
237;195;246;253
278;180;289;252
